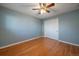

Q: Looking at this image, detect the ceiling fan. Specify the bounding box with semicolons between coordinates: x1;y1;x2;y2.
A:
32;3;55;14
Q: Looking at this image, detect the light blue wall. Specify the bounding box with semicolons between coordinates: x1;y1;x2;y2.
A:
0;6;42;47
0;6;79;47
43;9;79;45
59;10;79;44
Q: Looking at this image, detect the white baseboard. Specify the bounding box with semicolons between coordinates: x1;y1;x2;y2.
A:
0;36;42;49
0;36;79;49
44;36;79;47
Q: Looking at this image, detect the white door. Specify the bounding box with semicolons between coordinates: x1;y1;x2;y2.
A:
44;17;59;40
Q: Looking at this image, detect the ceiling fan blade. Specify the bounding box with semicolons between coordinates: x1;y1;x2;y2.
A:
45;10;50;13
39;3;42;8
32;8;40;10
46;3;55;8
43;3;47;7
47;10;50;13
38;10;41;14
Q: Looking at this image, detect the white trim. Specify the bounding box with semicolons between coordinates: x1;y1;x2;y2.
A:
44;36;79;47
0;36;79;49
0;36;42;49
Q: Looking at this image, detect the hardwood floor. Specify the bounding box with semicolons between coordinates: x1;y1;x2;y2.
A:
0;37;79;56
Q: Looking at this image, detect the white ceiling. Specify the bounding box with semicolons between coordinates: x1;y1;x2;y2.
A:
0;3;79;20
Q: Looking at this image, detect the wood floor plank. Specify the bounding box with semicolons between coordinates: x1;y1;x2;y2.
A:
0;37;79;56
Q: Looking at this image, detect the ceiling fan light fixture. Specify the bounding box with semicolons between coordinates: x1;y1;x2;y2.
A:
40;9;47;14
32;3;55;14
